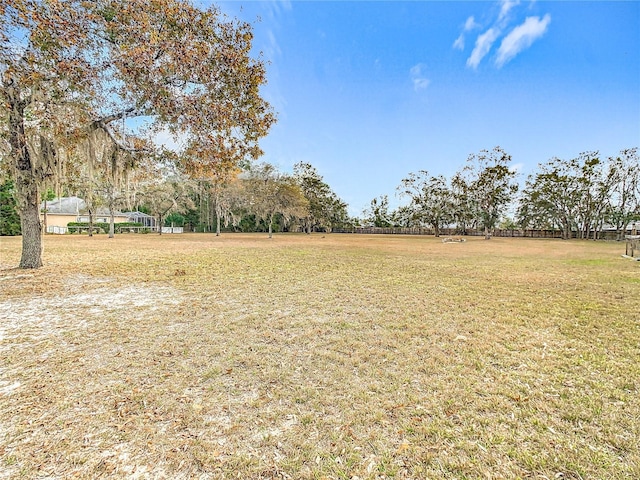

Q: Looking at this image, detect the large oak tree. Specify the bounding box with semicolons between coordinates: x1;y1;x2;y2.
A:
606;148;640;240
517;149;639;240
245;163;308;238
293;162;347;233
1;0;274;267
398;170;453;237
460;146;519;239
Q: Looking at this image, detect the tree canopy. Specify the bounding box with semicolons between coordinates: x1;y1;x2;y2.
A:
462;146;519;239
293;162;348;233
1;0;274;267
398;171;453;237
517;149;640;240
390;147;519;238
245;163;309;238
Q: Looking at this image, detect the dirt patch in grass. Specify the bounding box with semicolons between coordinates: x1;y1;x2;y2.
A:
0;233;638;479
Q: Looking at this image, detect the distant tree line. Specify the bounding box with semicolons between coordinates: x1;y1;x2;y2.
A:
0;161;352;236
183;161;351;236
362;146;639;240
517;148;639;240
3;145;637;240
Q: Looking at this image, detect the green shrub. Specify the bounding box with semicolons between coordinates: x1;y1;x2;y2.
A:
66;222;145;234
113;222;145;233
0;179;21;236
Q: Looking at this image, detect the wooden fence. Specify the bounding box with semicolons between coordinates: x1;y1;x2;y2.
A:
332;227;629;240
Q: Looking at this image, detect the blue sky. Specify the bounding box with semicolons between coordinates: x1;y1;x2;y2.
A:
213;0;640;216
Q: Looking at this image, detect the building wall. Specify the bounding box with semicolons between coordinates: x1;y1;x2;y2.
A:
41;214;77;228
41;213;130;228
76;214;129;224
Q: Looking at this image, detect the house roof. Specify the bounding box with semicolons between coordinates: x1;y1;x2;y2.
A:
122;211;155;219
41;197;127;216
42;196;86;214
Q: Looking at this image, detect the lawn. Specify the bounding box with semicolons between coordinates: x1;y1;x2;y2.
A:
0;233;638;479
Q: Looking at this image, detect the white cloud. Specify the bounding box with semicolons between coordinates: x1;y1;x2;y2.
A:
410;64;430;91
265;0;292;20
453;34;465;50
466;28;500;69
495;14;551;67
265;29;282;58
464;16;479;31
498;0;520;23
453;16;480;51
457;1;550;69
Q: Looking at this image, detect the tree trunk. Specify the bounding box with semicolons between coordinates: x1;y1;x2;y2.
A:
593;219;602;241
17;176;44;268
215;199;222;236
88;209;94;237
484;225;491;240
158;214;163;235
7;81;44;268
205;195;211;232
109;206;115;238
268;214;273;238
199;184;206;232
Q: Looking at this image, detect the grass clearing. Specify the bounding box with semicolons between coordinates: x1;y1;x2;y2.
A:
0;233;639;479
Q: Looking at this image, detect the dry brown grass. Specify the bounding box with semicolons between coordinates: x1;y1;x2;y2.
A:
0;233;638;479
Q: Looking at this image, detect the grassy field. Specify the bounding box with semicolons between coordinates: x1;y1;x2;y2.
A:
0;233;638;479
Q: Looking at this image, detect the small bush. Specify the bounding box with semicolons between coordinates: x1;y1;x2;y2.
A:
0;180;21;236
66;222;144;234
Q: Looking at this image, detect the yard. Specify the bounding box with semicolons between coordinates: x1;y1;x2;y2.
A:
0;233;638;479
